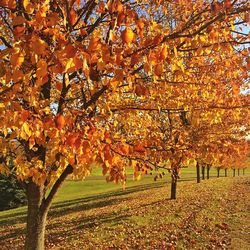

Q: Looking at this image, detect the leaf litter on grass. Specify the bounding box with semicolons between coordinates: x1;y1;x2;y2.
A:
0;177;249;250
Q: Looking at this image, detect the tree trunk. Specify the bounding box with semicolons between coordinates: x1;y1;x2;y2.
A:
217;168;220;178
238;169;240;176
196;162;201;183
25;165;73;250
171;168;178;200
25;182;47;250
224;169;227;177
201;166;205;180
233;169;235;177
243;169;245;175
207;166;210;179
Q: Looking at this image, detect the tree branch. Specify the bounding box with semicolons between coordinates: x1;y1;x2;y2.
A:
84;85;108;109
0;36;12;48
42;165;73;213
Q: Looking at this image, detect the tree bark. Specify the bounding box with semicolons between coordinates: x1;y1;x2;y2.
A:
207;166;210;179
171;168;178;200
196;162;201;183
217;168;220;178
224;169;227;177
25;182;47;250
233;169;235;177
201;165;205;180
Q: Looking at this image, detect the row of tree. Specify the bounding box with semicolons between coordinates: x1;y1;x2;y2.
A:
0;0;249;249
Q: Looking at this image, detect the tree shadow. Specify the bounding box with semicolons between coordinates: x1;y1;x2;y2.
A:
51;182;165;212
0;227;26;242
0;181;165;229
1;175;220;242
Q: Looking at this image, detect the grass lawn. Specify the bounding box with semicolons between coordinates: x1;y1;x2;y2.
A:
0;167;249;249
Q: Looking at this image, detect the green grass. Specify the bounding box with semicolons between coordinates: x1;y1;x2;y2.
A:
0;167;249;250
54;166;242;202
0;167;242;216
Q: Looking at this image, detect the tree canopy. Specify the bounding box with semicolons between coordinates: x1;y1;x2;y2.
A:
0;0;249;248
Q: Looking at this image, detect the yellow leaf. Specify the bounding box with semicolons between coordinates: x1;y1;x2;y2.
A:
3;128;8;137
65;58;75;73
121;28;134;44
131;160;137;168
97;59;106;71
174;47;178;57
64;73;69;87
22;122;32;137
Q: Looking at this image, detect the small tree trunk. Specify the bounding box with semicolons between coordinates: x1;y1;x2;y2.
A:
224;169;227;177
196;162;201;183
243;169;245;175
233;169;235;177
171;168;178;200
217;168;220;178
207;166;210;179
238;169;240;176
25;182;47;250
201;166;205;180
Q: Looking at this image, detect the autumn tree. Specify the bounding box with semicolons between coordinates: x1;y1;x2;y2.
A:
0;0;249;249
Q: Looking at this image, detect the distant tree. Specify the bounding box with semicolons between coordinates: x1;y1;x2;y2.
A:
0;167;27;211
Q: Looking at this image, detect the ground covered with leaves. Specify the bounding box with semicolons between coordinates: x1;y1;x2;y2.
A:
0;177;249;250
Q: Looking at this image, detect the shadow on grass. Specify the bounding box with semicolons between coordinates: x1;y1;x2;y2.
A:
0;175;222;243
0;181;165;228
0;176;219;227
51;181;165;211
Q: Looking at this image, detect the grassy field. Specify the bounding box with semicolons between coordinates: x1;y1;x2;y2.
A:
0;168;249;249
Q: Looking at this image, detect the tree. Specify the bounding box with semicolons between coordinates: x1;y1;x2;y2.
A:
0;172;27;211
0;0;249;249
201;164;205;180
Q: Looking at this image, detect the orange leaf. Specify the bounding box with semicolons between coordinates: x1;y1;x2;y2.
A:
31;36;47;55
154;64;163;76
55;114;65;130
70;9;78;26
13;26;26;37
12;16;26;26
10;51;24;67
21;110;30;122
117;13;126;25
68;156;76;165
135;85;148;96
66;134;78;147
36;60;47;78
136;18;144;30
134;144;146;153
159;45;168;60
120;144;130;155
224;0;232;10
12;69;24;82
